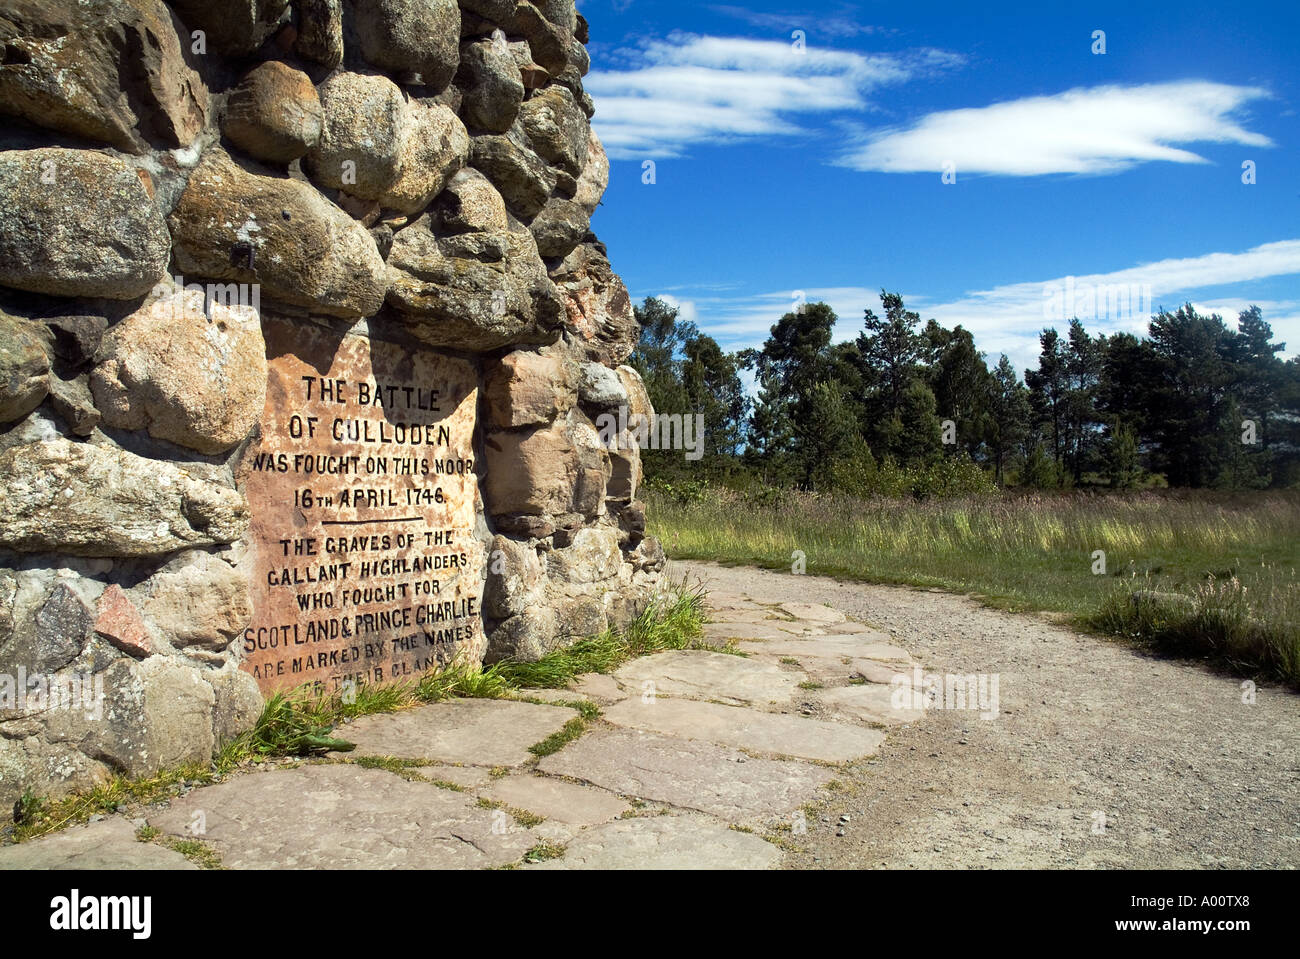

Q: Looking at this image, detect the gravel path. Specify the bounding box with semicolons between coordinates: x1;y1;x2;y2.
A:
675;561;1300;869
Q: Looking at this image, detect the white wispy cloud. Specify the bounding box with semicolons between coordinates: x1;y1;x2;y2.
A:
840;81;1273;175
710;4;887;39
917;239;1300;365
587;32;962;159
639;240;1300;379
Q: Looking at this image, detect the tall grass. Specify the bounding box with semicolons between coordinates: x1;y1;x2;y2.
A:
648;486;1300;685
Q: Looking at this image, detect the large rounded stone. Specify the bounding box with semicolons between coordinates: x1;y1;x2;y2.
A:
535;0;576;33
351;0;461;90
295;0;344;67
529;196;590;259
551;241;639;365
0;310;50;424
547;526;621;583
90;290;268;455
469;125;556;219
0;439;248;557
572;128;609;215
576;362;627;411
483;350;575;429
482;418;609;519
386;211;565;351
378;102;470;216
209;667;264;744
140;550;253;650
519;84;589;176
506;2;572;76
0;149;170;300
135;657;217;771
305;72;406;200
616;365;654;420
483;423;580;517
437;167;508;232
167;0;289;56
486;605;559;663
482;534;544;619
223;61;322;164
13;582;94;674
457;37;525;132
169;149;387;319
0;0;209;154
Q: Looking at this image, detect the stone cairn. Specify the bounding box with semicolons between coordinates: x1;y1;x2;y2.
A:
0;0;664;805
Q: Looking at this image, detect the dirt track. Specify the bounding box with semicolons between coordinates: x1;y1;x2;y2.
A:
674;561;1300;869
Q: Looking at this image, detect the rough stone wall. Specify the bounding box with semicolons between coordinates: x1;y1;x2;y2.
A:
0;0;662;805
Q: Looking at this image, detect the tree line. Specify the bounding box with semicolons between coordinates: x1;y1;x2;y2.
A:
628;292;1300;494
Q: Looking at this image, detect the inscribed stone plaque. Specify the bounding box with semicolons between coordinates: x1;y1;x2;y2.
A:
237;317;484;693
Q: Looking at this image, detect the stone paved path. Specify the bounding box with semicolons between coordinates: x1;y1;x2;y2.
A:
0;578;925;870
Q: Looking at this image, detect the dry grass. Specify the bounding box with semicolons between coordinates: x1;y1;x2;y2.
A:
649;486;1299;684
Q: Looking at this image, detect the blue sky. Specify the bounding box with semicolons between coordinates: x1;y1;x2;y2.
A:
577;0;1300;378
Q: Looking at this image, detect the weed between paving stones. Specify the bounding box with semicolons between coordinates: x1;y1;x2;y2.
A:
134;824;223;869
475;797;545;828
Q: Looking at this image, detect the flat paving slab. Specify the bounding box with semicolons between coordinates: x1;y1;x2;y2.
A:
532;816;782;870
482;774;631;825
743;636;911;664
538;727;834;821
0;817;197;870
817;684;927;726
337;698;579;767
603;697;886;762
612;649;801;706
704;590;767;609
420;764;493;789
514;687;589;704
787;656;911;687
827;621;881;635
149;764;535;869
703;621;798;643
570;672;625;703
711;608;785;624
779;602;847;624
